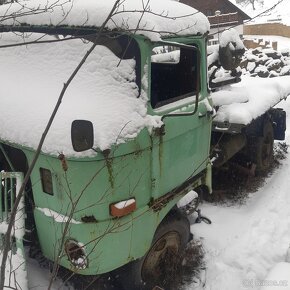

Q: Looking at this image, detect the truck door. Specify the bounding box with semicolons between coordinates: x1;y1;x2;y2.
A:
150;44;212;199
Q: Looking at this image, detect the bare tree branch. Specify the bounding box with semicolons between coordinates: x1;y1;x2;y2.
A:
209;0;285;37
0;1;122;289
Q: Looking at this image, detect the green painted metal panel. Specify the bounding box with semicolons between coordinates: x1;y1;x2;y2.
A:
33;196;181;275
146;37;212;199
24;129;152;221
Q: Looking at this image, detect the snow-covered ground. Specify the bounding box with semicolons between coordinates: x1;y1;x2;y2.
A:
244;35;290;52
190;4;290;287
183;31;290;290
186;98;290;290
27;258;71;290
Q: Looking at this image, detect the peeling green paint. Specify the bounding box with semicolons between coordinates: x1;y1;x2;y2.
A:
103;149;114;189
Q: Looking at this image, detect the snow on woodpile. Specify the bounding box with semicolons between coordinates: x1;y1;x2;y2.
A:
212;76;290;125
209;34;290;87
0;0;210;41
0;32;161;156
209;32;290;125
240;46;290;78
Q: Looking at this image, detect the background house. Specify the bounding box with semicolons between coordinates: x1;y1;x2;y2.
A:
181;0;250;43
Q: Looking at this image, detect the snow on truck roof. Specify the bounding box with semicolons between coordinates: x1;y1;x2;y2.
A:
0;32;162;157
0;0;209;157
0;0;210;40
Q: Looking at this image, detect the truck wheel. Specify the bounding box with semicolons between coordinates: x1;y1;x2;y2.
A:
118;210;190;290
250;120;274;174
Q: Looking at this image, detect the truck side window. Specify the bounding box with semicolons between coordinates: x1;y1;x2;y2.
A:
151;45;198;109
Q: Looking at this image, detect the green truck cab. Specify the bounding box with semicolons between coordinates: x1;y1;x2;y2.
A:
0;1;212;288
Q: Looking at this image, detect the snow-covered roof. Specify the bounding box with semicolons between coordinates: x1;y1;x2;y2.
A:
227;0;251;20
0;0;210;41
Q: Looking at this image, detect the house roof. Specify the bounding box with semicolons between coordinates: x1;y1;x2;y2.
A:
181;0;250;22
0;0;210;41
227;0;251;21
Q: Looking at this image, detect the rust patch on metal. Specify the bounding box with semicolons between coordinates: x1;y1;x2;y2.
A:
158;134;163;177
81;215;98;223
153;124;165;177
133;149;143;159
153;124;165;137
149;170;206;211
58;153;68;171
103;149;114;188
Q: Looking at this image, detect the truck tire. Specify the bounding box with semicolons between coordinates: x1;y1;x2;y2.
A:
118;210;190;290
250;120;274;174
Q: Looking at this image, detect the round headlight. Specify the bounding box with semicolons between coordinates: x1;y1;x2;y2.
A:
65;239;88;270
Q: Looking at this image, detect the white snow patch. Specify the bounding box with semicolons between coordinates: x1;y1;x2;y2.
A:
244;35;290;52
255;64;268;73
0;249;28;290
211;86;249;107
246;54;259;62
211;71;236;84
114;198;135;209
212;75;290;124
26;255;72;289
280;65;290;76
286;246;290;263
247;61;256;72
36;207;82;224
207;50;219;67
261;262;290;289
177;190;198;208
219;28;245;50
0;32;162;156
151;50;180;63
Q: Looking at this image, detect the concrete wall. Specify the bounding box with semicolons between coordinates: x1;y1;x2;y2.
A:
243;39;277;50
244;23;290;38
